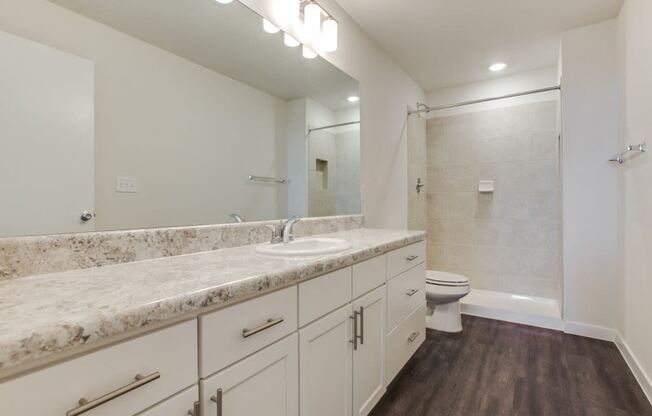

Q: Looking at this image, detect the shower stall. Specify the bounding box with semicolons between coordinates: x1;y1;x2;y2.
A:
408;88;563;328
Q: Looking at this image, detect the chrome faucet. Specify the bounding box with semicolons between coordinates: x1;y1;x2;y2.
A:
281;216;301;243
230;213;246;223
265;216;301;244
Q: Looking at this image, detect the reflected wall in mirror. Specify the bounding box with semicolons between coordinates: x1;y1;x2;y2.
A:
0;0;360;238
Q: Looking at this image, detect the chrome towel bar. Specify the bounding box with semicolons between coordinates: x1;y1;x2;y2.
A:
609;142;646;164
248;175;287;184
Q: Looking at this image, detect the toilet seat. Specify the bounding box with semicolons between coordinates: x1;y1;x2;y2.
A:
426;271;470;287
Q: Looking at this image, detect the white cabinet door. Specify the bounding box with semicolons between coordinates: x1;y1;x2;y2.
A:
352;286;386;416
136;385;198;416
299;304;353;416
200;334;298;416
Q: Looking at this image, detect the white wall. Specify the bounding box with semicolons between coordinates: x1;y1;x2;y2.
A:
239;0;426;229
426;67;559;117
617;0;652;397
560;20;621;334
0;0;288;230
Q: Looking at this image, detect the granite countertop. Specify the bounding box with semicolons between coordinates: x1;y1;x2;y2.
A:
0;228;425;375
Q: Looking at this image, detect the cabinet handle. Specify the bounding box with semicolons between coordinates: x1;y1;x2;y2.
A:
242;317;284;338
406;255;419;262
358;306;365;345
66;371;160;416
406;289;419;297
349;311;359;350
211;388;223;416
408;332;420;343
188;401;201;416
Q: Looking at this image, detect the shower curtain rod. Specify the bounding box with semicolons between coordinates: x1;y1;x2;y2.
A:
308;120;360;133
408;85;561;116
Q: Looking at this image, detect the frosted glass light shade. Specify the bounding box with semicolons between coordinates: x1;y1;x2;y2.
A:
322;18;338;52
284;33;300;47
304;2;322;41
280;0;300;25
263;19;280;34
303;45;317;59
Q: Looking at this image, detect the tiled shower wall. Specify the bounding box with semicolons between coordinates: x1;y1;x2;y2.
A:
426;100;561;300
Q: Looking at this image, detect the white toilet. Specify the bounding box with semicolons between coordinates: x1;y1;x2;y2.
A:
425;270;471;333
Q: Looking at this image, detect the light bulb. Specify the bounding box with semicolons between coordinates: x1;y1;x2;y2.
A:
284;33;300;47
304;2;322;41
263;19;280;34
322;18;338;52
303;45;317;59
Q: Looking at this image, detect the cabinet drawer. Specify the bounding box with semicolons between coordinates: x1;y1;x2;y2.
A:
387;263;426;333
299;268;351;327
137;385;198;416
0;320;197;416
386;306;425;384
352;255;386;299
201;334;299;416
386;241;426;279
200;286;298;377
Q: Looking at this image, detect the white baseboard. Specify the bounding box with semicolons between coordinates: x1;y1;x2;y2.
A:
563;321;616;341
615;332;652;406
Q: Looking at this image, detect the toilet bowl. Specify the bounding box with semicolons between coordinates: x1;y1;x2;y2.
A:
426;270;471;333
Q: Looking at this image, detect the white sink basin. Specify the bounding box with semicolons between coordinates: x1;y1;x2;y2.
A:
255;238;352;257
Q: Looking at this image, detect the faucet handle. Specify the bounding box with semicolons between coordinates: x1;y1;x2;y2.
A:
265;224;283;244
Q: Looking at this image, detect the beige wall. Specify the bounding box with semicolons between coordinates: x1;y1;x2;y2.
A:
425;101;561;300
240;0;426;229
0;0;289;231
617;0;652;396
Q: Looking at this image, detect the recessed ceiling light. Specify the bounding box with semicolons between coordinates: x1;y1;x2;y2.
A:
489;62;507;72
347;96;360;103
263;19;280;34
214;0;233;3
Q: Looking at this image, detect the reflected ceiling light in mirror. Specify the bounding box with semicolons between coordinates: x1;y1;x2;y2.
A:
347;96;360;103
263;19;280;34
322;18;338;52
302;45;317;59
284;33;300;47
304;2;322;41
214;0;233;3
489;62;507;72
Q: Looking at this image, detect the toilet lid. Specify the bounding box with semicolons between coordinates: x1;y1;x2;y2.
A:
426;271;470;287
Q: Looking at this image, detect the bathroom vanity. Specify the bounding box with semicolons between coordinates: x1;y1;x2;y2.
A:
0;230;426;416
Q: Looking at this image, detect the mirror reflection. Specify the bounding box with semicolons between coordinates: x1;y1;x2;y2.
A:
0;0;360;238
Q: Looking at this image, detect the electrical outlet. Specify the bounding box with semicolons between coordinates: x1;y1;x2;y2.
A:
116;176;137;193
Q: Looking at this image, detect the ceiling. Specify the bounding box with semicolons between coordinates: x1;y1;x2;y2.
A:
50;0;359;110
334;0;624;90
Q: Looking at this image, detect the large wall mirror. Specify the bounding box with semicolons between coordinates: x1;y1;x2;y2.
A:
0;0;361;238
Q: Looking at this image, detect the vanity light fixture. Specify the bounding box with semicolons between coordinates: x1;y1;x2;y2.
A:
322;18;338;52
263;19;280;34
284;33;300;47
303;45;317;59
347;96;360;103
489;62;507;72
304;2;323;41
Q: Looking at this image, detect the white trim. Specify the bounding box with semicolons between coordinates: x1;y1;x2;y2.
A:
562;321;616;341
461;303;563;331
615;332;652;406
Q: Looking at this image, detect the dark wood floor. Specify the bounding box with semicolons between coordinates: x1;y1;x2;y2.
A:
371;316;652;416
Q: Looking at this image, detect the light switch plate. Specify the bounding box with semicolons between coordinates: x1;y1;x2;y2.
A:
116;176;137;193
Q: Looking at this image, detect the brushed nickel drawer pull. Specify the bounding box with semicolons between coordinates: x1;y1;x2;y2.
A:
66;371;160;416
359;306;365;345
349;311;359;351
406;289;420;297
406;255;419;261
188;400;201;416
242;317;284;338
211;388;223;416
408;332;420;343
